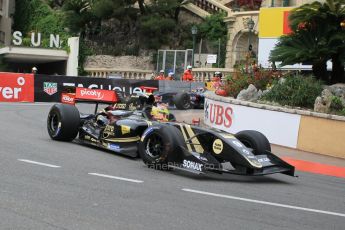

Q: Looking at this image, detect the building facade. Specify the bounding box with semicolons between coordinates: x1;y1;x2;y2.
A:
0;0;79;76
223;0;321;68
0;0;15;46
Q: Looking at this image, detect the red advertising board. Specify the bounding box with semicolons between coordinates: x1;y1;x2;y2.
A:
0;72;34;102
75;87;117;103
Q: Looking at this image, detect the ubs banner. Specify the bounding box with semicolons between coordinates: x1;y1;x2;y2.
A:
34;75;158;102
204;97;301;148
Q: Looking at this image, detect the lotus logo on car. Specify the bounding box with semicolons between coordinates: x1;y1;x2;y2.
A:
43;82;58;95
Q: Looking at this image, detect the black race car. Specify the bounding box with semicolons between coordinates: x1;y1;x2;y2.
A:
47;88;294;177
153;88;205;110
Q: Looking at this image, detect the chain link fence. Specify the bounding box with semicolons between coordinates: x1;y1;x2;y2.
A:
156;49;193;80
193;39;226;68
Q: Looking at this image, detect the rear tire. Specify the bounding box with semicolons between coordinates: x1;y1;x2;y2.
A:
139;125;185;170
235;130;271;155
173;92;191;110
47;104;80;141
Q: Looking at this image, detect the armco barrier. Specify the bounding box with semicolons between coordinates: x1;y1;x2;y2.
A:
204;92;345;159
0;72;35;102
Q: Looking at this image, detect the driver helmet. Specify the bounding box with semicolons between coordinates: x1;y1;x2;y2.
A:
159;69;164;74
187;65;192;70
150;105;170;121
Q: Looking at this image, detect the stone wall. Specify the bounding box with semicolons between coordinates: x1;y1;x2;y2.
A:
84;55;154;71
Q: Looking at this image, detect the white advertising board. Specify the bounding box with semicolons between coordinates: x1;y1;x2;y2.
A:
204;98;301;148
207;54;217;64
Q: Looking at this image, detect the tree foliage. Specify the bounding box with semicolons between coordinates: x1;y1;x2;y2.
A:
197;12;228;67
269;0;345;83
198;12;227;41
14;0;69;38
56;0;188;50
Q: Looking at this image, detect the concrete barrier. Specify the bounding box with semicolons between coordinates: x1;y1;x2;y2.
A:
158;81;204;93
204;92;345;159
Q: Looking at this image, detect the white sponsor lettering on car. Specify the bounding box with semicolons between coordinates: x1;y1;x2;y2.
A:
183;160;203;171
80;89;104;99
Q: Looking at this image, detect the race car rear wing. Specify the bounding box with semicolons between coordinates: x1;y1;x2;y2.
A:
61;87;119;114
140;86;158;94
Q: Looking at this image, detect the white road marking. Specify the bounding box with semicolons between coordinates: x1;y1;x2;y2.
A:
18;159;61;168
88;173;143;183
182;188;345;218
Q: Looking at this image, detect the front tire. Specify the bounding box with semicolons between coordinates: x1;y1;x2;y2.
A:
235;130;271;155
139;125;185;170
47;104;80;141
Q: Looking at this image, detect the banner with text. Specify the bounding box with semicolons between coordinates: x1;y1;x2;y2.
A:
34;75;158;102
204;98;301;148
0;72;34;102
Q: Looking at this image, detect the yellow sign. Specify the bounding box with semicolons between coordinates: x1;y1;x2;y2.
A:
259;7;293;38
212;139;223;154
121;125;131;135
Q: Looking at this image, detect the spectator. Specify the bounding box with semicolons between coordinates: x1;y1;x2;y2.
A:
212;71;223;90
32;67;38;74
166;72;174;80
182;65;194;81
155;70;165;80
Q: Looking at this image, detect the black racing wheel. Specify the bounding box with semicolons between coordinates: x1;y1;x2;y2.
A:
47;104;80;141
235;130;271;155
173;92;191;110
139;125;185;170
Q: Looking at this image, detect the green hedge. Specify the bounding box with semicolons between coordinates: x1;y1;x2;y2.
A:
261;75;324;109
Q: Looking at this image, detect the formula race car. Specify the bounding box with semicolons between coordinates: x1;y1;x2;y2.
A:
47;87;295;177
153;88;205;110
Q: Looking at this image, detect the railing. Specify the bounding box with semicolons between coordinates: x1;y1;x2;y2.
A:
84;67;234;82
191;0;231;15
193;68;234;82
84;68;152;80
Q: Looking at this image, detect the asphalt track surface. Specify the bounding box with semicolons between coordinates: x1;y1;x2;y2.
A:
0;103;344;230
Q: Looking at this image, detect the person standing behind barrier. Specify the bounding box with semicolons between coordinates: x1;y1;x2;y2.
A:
182;65;194;81
32;67;38;74
155;70;166;80
166;72;174;80
212;71;223;90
